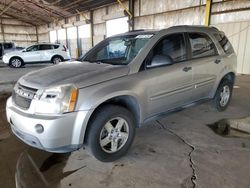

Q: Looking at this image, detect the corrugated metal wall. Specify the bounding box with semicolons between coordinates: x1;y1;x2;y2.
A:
0;17;38;47
36;0;250;74
214;21;250;74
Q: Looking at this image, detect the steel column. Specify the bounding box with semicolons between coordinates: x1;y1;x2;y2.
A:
129;0;135;31
205;0;212;26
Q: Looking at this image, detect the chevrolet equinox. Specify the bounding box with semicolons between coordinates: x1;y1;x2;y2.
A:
6;26;236;162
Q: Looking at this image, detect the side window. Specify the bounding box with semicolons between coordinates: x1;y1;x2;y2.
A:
213;33;234;55
26;45;39;52
188;33;217;59
147;33;187;68
53;45;59;49
39;45;53;50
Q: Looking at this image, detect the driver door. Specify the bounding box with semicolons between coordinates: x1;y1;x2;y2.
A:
22;45;41;63
142;33;193;117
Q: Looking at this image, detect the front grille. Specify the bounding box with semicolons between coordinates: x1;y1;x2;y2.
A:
12;84;38;109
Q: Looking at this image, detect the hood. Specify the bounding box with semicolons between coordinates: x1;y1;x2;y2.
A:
19;61;130;89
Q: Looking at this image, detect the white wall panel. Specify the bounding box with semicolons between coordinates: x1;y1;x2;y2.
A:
93;8;106;24
38;33;49;42
214;21;250;74
211;10;250;25
134;15;154;30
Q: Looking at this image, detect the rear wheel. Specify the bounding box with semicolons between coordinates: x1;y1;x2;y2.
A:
86;105;136;162
9;57;23;68
213;79;233;111
51;56;63;64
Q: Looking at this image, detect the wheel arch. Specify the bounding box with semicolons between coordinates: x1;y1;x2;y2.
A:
83;95;141;144
9;56;24;64
222;72;236;84
51;54;64;62
213;72;236;98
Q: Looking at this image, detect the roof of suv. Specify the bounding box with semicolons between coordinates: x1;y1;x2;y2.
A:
114;25;220;37
32;43;62;46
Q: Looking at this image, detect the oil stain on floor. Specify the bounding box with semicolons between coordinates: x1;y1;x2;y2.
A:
208;118;250;139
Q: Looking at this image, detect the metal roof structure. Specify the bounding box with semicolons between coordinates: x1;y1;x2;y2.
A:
0;0;118;25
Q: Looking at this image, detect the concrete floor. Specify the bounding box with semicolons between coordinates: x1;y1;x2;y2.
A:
0;63;51;92
0;66;250;188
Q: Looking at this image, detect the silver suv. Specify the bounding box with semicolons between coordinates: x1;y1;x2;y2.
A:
6;26;236;162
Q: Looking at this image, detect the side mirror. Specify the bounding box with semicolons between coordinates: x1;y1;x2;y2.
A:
147;54;173;68
22;49;27;52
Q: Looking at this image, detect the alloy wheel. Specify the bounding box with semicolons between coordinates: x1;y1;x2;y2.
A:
11;59;22;68
99;117;129;153
220;85;230;107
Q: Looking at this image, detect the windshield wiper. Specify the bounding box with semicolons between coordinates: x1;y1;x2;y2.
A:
84;59;104;64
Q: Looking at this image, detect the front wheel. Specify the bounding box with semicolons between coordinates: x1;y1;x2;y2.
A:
86;105;136;162
213;79;233;111
9;57;23;68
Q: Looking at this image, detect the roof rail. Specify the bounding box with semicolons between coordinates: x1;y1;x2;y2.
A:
210;26;219;30
126;29;145;33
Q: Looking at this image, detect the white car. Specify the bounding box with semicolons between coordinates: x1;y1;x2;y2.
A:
3;43;71;68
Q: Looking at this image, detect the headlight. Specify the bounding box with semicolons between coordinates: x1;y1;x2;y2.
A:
34;84;78;114
3;55;8;63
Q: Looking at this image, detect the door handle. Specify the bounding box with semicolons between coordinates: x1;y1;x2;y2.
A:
183;67;192;72
214;59;221;64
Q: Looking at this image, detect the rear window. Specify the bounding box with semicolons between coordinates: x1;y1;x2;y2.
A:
188;33;217;59
39;44;53;50
213;33;234;55
4;43;13;49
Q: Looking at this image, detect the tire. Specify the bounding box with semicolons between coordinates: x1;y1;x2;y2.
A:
9;57;23;68
51;56;63;64
213;79;233;112
86;105;136;162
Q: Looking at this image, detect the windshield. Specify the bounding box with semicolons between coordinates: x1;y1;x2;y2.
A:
83;34;154;65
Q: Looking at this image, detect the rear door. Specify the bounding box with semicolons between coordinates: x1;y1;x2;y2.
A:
142;33;193;117
187;32;222;101
39;44;54;62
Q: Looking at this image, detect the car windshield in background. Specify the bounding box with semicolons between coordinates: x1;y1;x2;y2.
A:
83;34;154;65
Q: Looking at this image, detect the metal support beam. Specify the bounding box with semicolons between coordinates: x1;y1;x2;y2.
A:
0;18;5;42
129;0;134;31
35;26;39;43
117;0;133;18
76;9;90;24
0;0;15;16
90;10;94;47
76;26;81;58
56;29;59;43
65;27;69;47
205;0;212;26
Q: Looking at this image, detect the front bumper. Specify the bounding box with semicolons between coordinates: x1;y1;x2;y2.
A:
6;97;91;153
2;55;10;64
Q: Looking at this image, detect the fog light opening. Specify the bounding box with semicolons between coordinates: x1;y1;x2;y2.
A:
35;124;44;134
